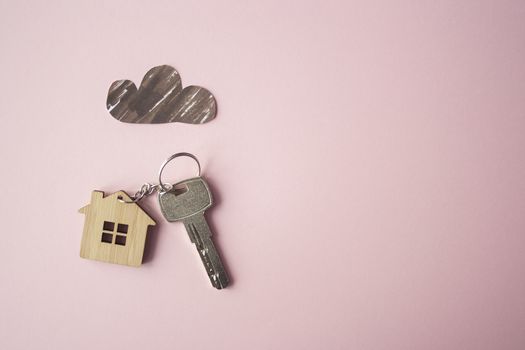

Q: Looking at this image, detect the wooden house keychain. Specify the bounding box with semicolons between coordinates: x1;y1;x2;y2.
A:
78;152;229;289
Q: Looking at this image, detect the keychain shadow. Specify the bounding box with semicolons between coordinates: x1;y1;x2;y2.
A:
142;200;162;264
200;176;235;287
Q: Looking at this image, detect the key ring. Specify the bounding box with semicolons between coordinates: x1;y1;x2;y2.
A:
158;152;201;192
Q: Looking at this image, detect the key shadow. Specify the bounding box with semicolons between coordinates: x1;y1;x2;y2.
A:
203;176;235;288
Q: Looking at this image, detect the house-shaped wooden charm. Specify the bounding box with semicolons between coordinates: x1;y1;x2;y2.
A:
79;190;156;267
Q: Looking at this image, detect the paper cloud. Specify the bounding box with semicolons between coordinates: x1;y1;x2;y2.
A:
106;65;217;124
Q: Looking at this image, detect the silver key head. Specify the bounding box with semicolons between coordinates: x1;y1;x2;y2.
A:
159;177;213;222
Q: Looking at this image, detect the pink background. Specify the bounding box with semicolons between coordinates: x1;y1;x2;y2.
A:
1;1;525;349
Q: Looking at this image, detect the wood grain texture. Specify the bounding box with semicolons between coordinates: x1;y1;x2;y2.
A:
79;191;156;267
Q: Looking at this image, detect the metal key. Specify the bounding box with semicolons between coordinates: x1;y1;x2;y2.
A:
158;177;229;289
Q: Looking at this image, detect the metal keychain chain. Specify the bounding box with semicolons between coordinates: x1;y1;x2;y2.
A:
121;152;200;203
122;183;165;203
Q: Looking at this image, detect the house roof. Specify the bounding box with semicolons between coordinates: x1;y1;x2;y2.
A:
78;190;156;225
